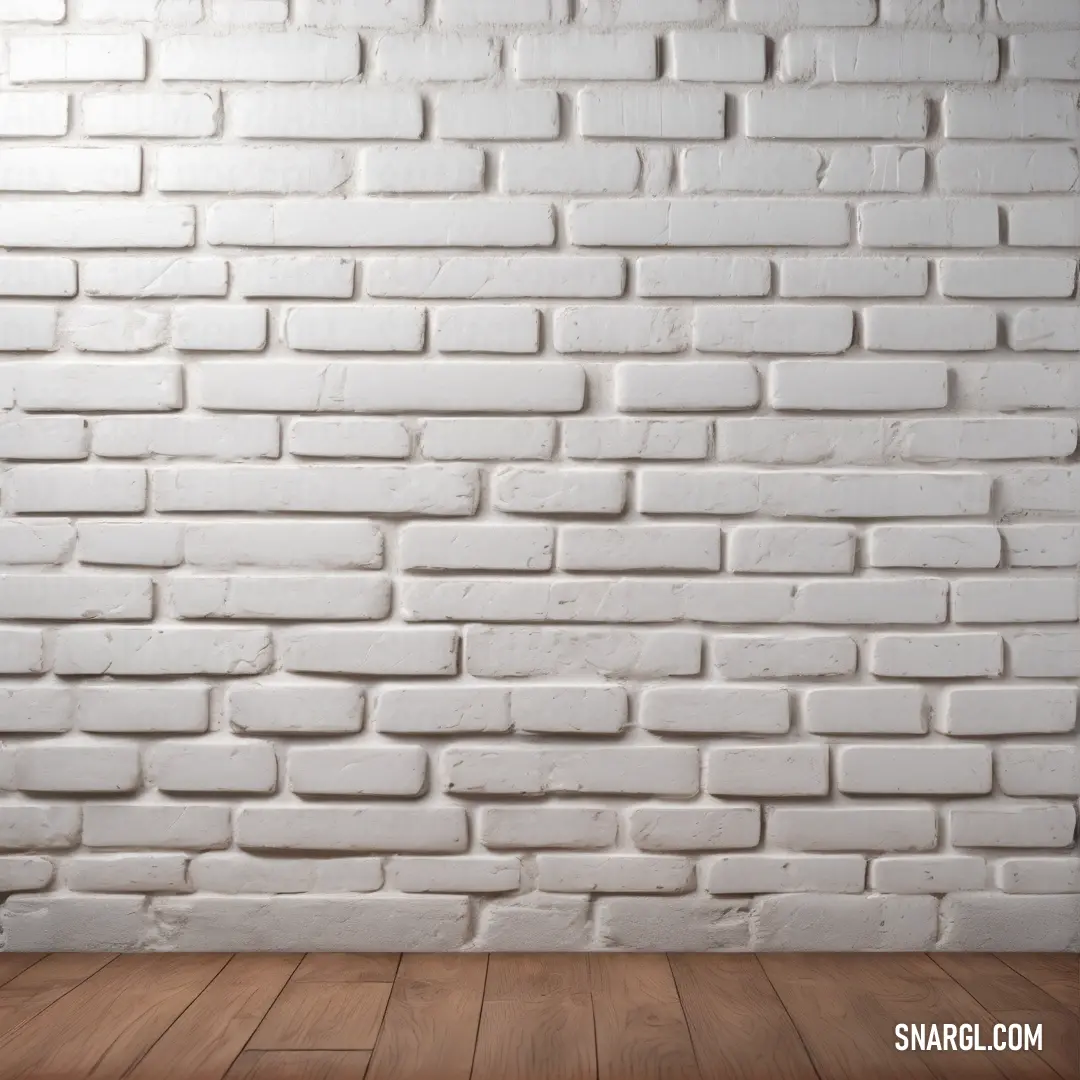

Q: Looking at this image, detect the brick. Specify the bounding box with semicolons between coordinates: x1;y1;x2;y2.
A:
374;33;499;81
867;525;1001;569
870;856;986;894
728;524;856;574
281;628;459;676
950;803;1076;849
9;34;146;83
537;855;694;894
76;685;209;734
190;855;381;894
804;687;929;736
709;856;866;895
236;807;468;853
939;257;1077;299
514;32;657;80
768;806;938;852
837;746;991;796
389;857;519;893
228;682;364;735
66;855;190;894
0;202;194;249
769;360;947;410
747;88;928;138
289;747;426;797
0;687;72;734
420;419;555;460
0;92;68;137
707;746;829;797
82;805;231;850
185;522;382;569
16;744;139;795
944;87;1080;140
480;807;618;850
637;256;769;297
995;746;1079;798
56;628;272;677
361;146;485;195
578;87;726;139
859;198;999;249
670;32;766;81
493;466;627;515
401;524;553;571
629;808;760;852
695;305;853;354
83;91;219;137
715;635;857;679
160;32;360;80
752;895;937;951
641;687;789;735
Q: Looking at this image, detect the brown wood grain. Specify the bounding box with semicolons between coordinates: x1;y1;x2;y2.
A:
0;953;116;1042
670;954;818;1080
590;954;702;1080
995;955;1079;1017
127;953;302;1080
291;954;400;984
364;954;487;1080
760;954;937;1080
473;955;595;1080
931;954;1077;1078
248;981;392;1051
0;953;228;1080
0;956;45;990
224;1050;371;1080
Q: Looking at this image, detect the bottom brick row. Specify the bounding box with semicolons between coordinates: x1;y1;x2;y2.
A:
1;892;1077;953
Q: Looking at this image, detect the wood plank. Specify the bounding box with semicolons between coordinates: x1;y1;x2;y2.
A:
761;954;936;1080
127;954;302;1080
0;953;117;1042
669;954;818;1080
364;954;487;1080
291;955;400;984
590;954;702;1080
0;956;45;990
931;954;1076;1078
225;1050;371;1080
996;955;1079;1016
473;956;595;1080
248;982;391;1051
0;953;229;1080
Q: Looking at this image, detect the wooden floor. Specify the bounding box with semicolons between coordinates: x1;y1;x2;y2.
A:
0;952;1075;1080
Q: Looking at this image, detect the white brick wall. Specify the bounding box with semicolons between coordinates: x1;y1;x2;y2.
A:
0;0;1077;956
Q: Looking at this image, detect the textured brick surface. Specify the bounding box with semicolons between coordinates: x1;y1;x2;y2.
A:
0;0;1077;954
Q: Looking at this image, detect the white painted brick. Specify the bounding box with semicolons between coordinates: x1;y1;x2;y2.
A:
465;627;701;679
953;361;1080;411
0;686;72;734
235;257;354;299
190;854;381;894
185;521;381;570
514;32;657;80
0;92;68;137
76;685;209;735
0;806;80;851
769;360;947;411
401;524;553;571
228;682;364;736
950;803;1077;848
538;855;694;894
481;807;617;850
805;687;929;736
289;747;426;797
443;746;700;797
570;198;850;247
502;145;640;195
615;362;759;413
707;746;829;797
939;257;1077;299
93;416;279;460
1009;200;1080;248
149;740;277;794
578;0;721;24
953;579;1078;624
1010;31;1080;80
375;688;509;735
477;896;589;950
682;145;821;194
859;197;1000;249
157;146;349;195
838;745;991;796
1011;631;1080;678
296;0;424;27
0;416;88;460
752;894;937;951
0;574;151;621
638;469;760;515
82;258;227;299
1003;525;1080;568
555;305;688;354
0;202;194;249
996;746;1079;798
281;628;459;676
864;305;997;351
578;87;725;139
779;257;928;297
715;635;857;679
389;857;519;893
16;744;139;795
596;897;749;951
670;31;766;81
284;306;423;353
493;466;627;514
55;627;272;677
768;806;938;852
0;148;140;194
997;859;1080;896
435;89;559;139
230;87;422;139
867;525;1001;569
436;0;567;28
821;145;926;193
433;306;539;353
66;855;190;894
746;88;928;138
236;807;468;853
512;686;628;735
779;30;998;83
360;147;484;194
636;686;768;738
871;856;986;894
159;32;360;81
939;145;1079;194
709;856;866;895
944;87;1080;140
63;306;168;354
564;419;709;460
731;0;876;24
420;419;554;460
637;256;769;298
695;305;854;354
728;524;856;575
15;363;182;413
0;630;45;675
871;633;1003;678
0;307;56;352
630;808;759;853
82;804;231;851
10;34;146;83
0;520;75;565
0;857;54;892
6;466;146;515
0;257;75;298
173;305;266;352
375;33;499;81
559;525;720;572
1011;307;1080;352
0;0;65;23
168;575;390;621
83;91;218;137
78;0;201;18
